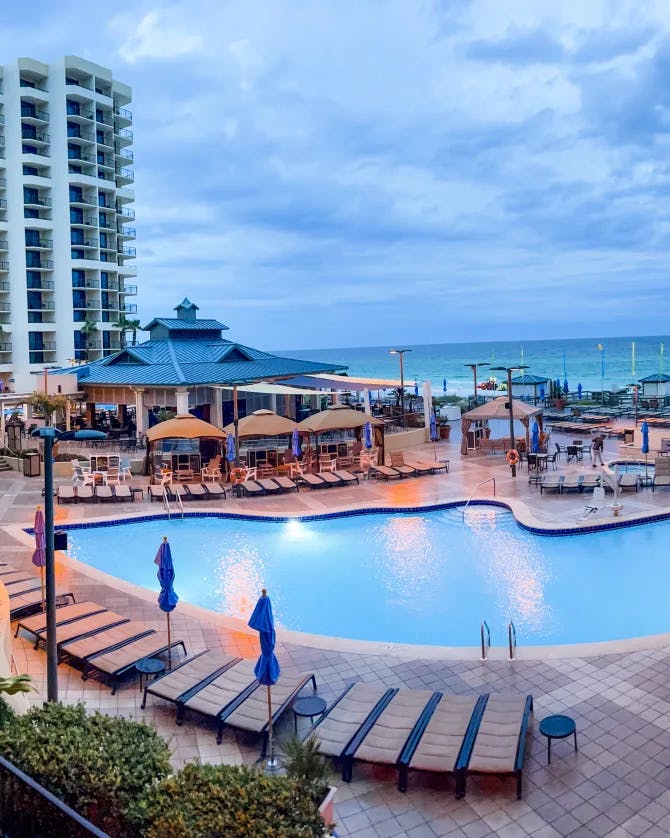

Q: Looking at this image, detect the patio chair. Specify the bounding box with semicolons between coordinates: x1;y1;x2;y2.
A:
16;601;107;643
105;467;121;486
141;650;241;711
77;486;96;503
185;483;208;500
204;482;227;500
10;589;76;620
201;456;222;483
72;465;94;488
617;473;639;492
113;484;133;502
369;464;402;480
580;474;601;493
566;445;582;463
57;485;77;504
272;476;300;492
388;452;418;477
561;474;584;493
119;458;132;481
539;475;563;494
331;470;359;485
457;694;533;799
403;459;435;475
256;478;283;494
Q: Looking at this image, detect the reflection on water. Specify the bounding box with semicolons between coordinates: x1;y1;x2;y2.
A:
213;536;264;623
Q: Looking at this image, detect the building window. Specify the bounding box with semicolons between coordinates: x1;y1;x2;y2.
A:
24;187;39;204
28;312;43;324
95;108;104;123
99;233;107;248
98;194;107;208
26;251;42;268
70;207;83;224
72;290;86;309
96;130;105;144
27;291;42;310
67;122;81;138
21;102;36;117
25;230;41;246
103;331;111;349
71;248;85;259
100;252;108;262
29;332;44;350
66;100;80;116
102;310;110;323
69;186;83;202
72;269;85;287
99;212;107;227
22;165;38;175
74;330;86;349
27;271;42;288
100;271;109;288
24;209;39;219
67;144;82;160
74;311;86;323
71;230;84;245
22;144;38;155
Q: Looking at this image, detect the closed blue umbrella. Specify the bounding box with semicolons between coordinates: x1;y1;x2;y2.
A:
429;411;439;460
248;589;280;769
641;420;650;478
442;377;447;393
531;421;540;453
563;379;569;395
32;506;46;611
291;428;301;458
154;537;178;668
364;421;373;449
414;381;419;397
577;383;583;399
225;433;236;462
539;384;545;401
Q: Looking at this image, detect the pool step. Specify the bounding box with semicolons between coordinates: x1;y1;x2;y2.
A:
0;458;12;473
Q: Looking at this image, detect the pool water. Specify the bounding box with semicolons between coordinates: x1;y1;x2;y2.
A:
609;461;655;475
64;508;670;647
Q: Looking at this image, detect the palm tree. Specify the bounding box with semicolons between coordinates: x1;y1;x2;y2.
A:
79;318;99;359
127;318;141;346
112;314;132;348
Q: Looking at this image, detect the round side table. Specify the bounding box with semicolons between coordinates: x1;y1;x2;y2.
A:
539;714;577;764
136;657;165;692
293;695;327;734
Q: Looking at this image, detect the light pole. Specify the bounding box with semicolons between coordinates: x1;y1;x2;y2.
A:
490;365;528;477
464;363;490;409
390;349;411;428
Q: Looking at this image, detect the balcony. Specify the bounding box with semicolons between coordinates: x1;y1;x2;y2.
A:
22;147;50;158
28;279;54;290
0;281;8;292
72;278;99;289
70;238;97;248
116;187;135;202
0;343;11;353
123;304;138;313
67;127;95;142
25;238;53;249
118;264;137;277
114;107;132;125
116;205;135;220
68;151;95;164
24;194;51;208
115;147;134;163
0;262;8;272
70;215;98;227
0;240;6;250
66;106;94;122
26;259;53;270
20;106;49;123
115;167;134;186
118;246;136;257
71;254;99;262
85;340;102;350
73;300;100;310
27;300;55;311
0;302;11;312
0;199;6;209
21;128;50;145
0;178;6;189
20;78;48;92
97;170;115;182
118;226;136;238
69;192;97;207
120;284;137;296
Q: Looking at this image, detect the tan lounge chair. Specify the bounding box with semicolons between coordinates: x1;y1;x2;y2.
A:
113;484;133;502
16;601;107;643
618;473;639;492
404;459;435;475
77;486;96;503
185;483;208;500
141;650;241;710
57;485;77;504
297;472;328;490
458;694;533;799
48;610;131;656
60;622;156;668
256;478;283;494
9;589;75;619
95;485;115;503
236;479;265;497
204;482;226;499
147;484;168;502
332;470;359;485
388;453;417;477
369;465;401;480
272;476;299;492
177;658;258;726
0;571;35;586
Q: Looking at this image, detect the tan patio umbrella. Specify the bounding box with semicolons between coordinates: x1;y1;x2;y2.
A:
297;405;385;467
146;414;227;442
223;409;297;438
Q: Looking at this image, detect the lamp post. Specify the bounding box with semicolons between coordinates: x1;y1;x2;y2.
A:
389;349;411;428
490;365;528;477
464;363;490;409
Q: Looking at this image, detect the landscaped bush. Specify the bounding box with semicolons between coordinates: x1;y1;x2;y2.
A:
0;702;171;837
137;762;326;838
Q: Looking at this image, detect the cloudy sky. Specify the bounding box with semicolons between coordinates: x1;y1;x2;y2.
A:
4;1;670;348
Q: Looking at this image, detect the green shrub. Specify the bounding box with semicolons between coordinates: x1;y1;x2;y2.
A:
0;702;171;837
138;762;325;838
282;733;331;805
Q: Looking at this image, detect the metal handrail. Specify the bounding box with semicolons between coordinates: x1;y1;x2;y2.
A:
480;619;490;661
162;487;170;519
508;620;517;661
462;477;496;519
175;490;184;518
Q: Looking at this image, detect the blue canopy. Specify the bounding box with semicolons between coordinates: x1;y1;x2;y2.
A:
292;428;302;458
364;421;372;449
430;412;438;442
226;433;236;461
154;537;178;613
56;429;108;441
248;589;280;686
641;421;649;455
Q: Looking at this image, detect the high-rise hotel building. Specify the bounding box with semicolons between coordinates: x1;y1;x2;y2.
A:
0;56;137;392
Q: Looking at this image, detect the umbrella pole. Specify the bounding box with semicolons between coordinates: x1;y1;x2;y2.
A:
40;566;45;613
167;611;172;669
266;684;278;770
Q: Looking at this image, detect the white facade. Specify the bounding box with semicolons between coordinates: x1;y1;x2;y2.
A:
0;56;137;392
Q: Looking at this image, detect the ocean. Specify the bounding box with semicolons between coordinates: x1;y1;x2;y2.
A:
283;335;670;397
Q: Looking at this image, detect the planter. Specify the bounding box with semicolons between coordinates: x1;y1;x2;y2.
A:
553;399;566;410
318;785;337;831
439;426;451;440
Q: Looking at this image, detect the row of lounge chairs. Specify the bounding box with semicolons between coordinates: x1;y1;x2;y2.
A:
0;562;75;620
539;474;606;495
57;484;140;503
141;652;533;799
369;457;448;481
15;599;186;694
148;482;227;502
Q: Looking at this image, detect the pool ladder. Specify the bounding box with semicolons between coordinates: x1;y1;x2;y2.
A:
463;477;496;519
480;619;517;661
163;487;171;519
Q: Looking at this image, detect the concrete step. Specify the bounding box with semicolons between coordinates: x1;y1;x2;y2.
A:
0;459;13;472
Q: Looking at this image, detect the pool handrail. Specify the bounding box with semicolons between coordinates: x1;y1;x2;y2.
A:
508;620;517;661
480;619;490;661
162;487;171;519
463;478;496;519
175;489;184;518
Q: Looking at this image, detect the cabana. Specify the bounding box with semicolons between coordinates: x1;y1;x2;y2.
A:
145;414;227;477
460;397;543;455
297;405;385;466
223;409;297;439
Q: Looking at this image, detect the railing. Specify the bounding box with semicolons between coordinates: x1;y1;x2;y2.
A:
118;226;136;237
175;490;184;518
508;620;517;661
163;487;171;518
22;130;50;143
21;106;49;120
0;343;11;352
123;303;138;313
26;238;53;248
116;127;133;140
462;477;496;519
0;754;109;836
116;167;134;182
118;246;136;257
116;206;135;219
115;147;134;161
480;619;490;661
24;196;51;207
120;285;137;295
114;106;132;121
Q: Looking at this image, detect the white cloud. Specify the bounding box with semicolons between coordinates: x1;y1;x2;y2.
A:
117;10;202;63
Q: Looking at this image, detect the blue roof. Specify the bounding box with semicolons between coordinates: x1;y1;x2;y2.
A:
639;373;670;383
510;373;550;385
141;318;229;332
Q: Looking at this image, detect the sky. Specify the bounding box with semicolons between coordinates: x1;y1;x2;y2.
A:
3;0;670;349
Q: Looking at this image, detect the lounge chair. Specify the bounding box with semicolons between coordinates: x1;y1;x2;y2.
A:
256;478;283;494
457;694;533;799
272;476;299;492
388;453;418;477
177;658;259;725
185;483;208;500
340;689;440;783
141;650;241;710
3;576;41;592
10;589;76;620
561;475;584;494
77;486;96;503
652;458;670;491
57;485;77;504
618;473;639;492
397;694;483;793
95;485;115;503
311;683;398;762
236;478;265;497
331;470;359;485
539;475;563;494
369;465;402;480
316;470;343;486
83;630;187;694
148;484;168;503
403;460;435;475
204;482;226;500
216;668;317;753
0;570;35;586
59;622;156;670
113;484;133;502
580;474;601;493
47;610;130;656
16;601;107;642
297;472;328;490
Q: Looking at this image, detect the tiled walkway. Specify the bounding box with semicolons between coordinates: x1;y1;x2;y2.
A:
3;430;670;837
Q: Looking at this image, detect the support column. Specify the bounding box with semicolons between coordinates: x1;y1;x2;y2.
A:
422;382;433;441
134;389;146;434
363;390;371;415
210;387;223;428
65;400;71;432
176;389;190;415
86;402;95;428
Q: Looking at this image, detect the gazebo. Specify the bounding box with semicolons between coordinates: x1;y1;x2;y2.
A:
145;414;227;477
510;373;550;403
460;396;543;455
297;405;385;465
638;373;670;398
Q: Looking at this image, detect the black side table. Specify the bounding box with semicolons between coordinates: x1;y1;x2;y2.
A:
293;695;327;734
539;714;577;764
136;657;165;692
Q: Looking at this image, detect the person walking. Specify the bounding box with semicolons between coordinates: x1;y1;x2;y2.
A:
592;433;605;466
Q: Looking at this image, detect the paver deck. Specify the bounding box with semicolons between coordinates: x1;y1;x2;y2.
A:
4;427;670;836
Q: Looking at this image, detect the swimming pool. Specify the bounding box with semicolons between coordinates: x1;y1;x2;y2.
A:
63;508;670;647
609;460;655;475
